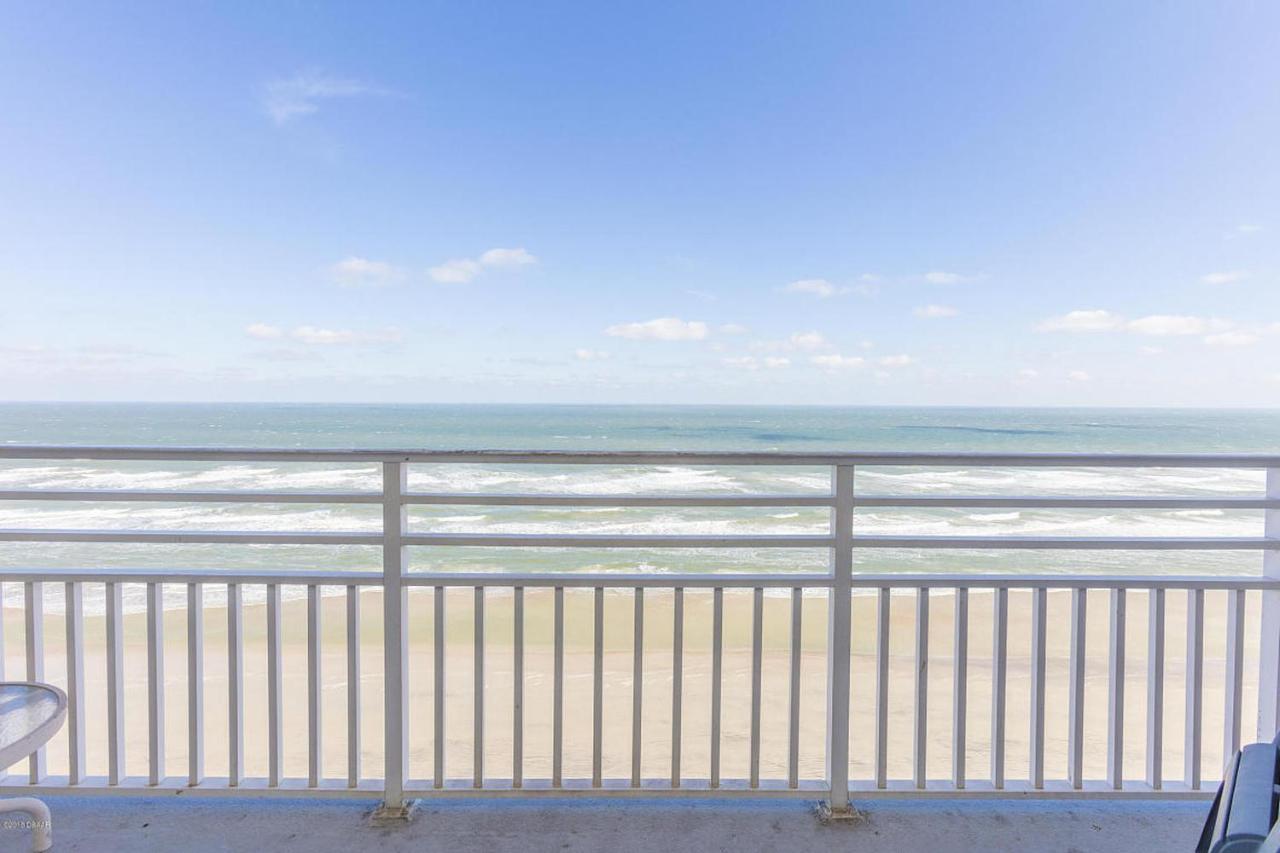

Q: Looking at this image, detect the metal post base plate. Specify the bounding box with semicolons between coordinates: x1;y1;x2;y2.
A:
815;800;867;825
369;799;419;825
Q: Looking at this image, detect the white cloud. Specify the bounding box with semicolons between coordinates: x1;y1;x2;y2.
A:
330;256;404;286
1068;370;1091;382
722;356;790;371
428;247;538;284
1238;224;1263;234
245;323;284;340
1201;270;1250;285
789;331;828;351
260;71;390;125
574;349;609;361
1126;315;1221;336
605;317;709;341
478;247;537;268
810;354;866;369
783;278;839;298
428;258;483;284
1204;331;1259;348
1037;310;1124;332
914;304;958;318
923;271;976;285
1016;368;1039;380
877;354;915;367
719;323;749;335
249;324;402;346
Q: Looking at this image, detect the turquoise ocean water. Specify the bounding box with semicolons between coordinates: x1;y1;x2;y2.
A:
1;403;1278;611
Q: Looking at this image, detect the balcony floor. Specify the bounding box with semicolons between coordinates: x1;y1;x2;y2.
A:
3;794;1207;852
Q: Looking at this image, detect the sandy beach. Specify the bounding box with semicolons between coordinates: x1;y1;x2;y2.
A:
0;585;1258;788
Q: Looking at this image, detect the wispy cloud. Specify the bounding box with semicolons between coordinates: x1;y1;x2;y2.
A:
428;247;537;284
245;323;401;346
1203;331;1259;348
923;271;979;285
1038;310;1237;338
810;354;865;370
574;349;609;361
260;70;393;125
1201;270;1250;285
722;356;790;370
1068;370;1091;382
1037;310;1124;332
783;278;841;298
604;317;708;341
877;354;915;367
914;304;958;318
329;256;405;287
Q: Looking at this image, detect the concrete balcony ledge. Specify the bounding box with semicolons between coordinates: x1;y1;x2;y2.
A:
8;794;1207;852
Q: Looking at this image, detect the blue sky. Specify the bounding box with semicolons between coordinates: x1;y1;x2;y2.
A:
2;2;1278;406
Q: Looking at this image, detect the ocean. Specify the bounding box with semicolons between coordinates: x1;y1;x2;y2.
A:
1;403;1278;612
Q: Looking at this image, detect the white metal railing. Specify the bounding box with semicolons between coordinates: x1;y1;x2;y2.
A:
0;447;1277;816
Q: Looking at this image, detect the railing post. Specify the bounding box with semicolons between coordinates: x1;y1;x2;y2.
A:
1258;468;1280;739
375;459;414;820
821;465;860;820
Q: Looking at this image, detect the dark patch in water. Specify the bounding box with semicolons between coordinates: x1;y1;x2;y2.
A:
894;425;1060;436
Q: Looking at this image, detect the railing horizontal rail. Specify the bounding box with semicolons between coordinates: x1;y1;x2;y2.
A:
400;533;833;548
402;492;836;507
4;445;1280;467
0;568;1271;589
4;490;1276;511
0;529;382;545
853;535;1275;550
0;489;382;504
855;496;1280;510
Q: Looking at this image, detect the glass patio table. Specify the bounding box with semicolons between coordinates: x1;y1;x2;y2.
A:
0;683;66;852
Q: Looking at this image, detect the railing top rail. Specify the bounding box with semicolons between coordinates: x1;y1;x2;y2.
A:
3;445;1280;467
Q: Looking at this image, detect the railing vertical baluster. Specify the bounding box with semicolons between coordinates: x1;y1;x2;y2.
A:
228;582;244;787
1068;588;1087;789
552;586;564;788
146;582;165;786
513;586;524;789
671;587;684;789
953;587;968;789
381;461;407;808
267;583;282;787
787;586;802;790
1225;589;1246;764
106;581;125;785
307;584;322;787
632;587;645;788
24;581;44;782
825;465;855;815
1107;588;1127;790
65;581;85;785
1185;588;1204;789
875;587;890;789
749;586;763;789
1146;588;1165;790
0;582;5;682
710;586;723;789
1030;586;1047;789
347;585;361;789
1259;468;1280;739
914;587;930;790
434;586;446;790
474;586;485;788
187;582;203;787
592;586;604;788
991;587;1008;790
